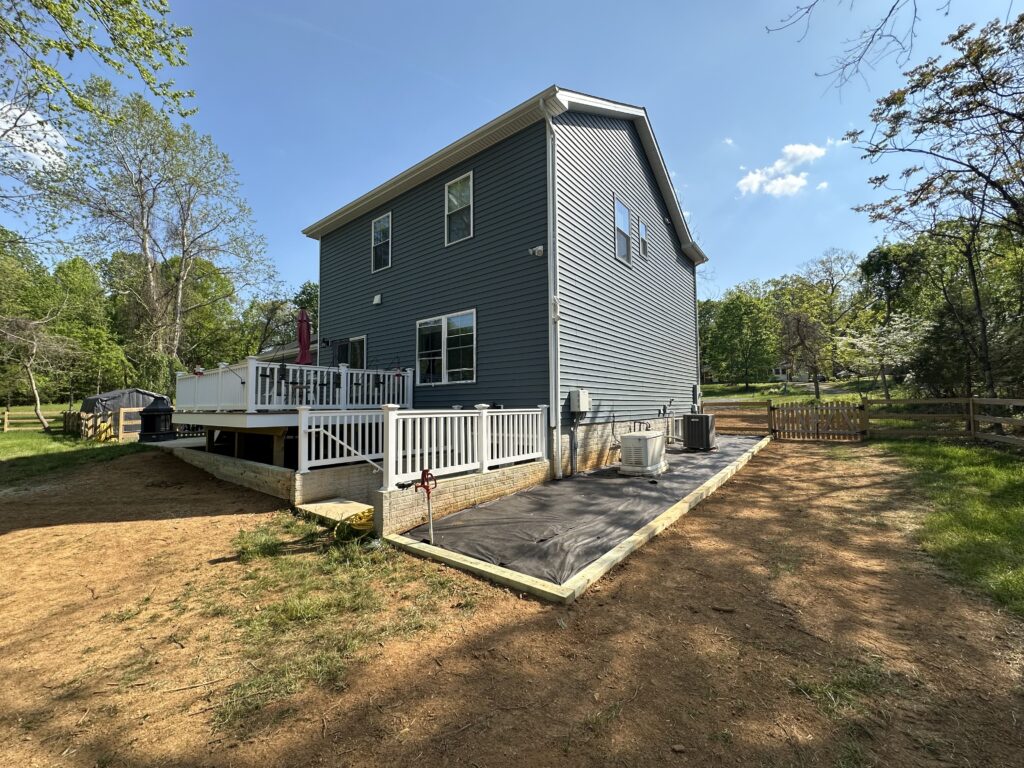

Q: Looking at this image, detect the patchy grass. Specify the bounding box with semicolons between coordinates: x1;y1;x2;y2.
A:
0;431;146;487
878;439;1024;616
790;658;895;719
206;512;486;731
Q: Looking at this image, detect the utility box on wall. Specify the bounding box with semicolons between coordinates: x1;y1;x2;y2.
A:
569;389;591;413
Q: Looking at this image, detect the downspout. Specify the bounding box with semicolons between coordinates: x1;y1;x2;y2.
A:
691;260;702;412
543;98;563;480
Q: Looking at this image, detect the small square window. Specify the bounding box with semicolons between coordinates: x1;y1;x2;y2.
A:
615;199;631;264
371;213;391;272
639;222;649;259
445;173;473;245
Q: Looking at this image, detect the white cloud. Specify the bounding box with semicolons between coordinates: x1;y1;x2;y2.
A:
0;102;66;169
736;142;827;197
722;137;734;146
816;181;829;191
826;137;850;147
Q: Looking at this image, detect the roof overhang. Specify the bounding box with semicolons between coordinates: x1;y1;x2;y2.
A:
302;86;708;265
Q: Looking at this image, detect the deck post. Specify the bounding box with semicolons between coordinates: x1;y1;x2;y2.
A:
381;404;400;490
338;364;350;410
245;356;259;413
297;406;310;473
404;368;414;408
475;404;491;474
538;405;550;460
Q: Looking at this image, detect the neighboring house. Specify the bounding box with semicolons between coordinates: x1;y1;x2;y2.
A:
303;86;707;472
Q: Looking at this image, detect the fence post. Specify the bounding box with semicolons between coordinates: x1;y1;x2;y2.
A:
860;398;870;440
766;399;774;437
404;367;414;408
297;406;310;474
381;404;400;490
538;405;550;460
968;396;976;439
338;363;350;410
116;407;125;443
245;356;259;413
1;409;7;433
475;404;491;474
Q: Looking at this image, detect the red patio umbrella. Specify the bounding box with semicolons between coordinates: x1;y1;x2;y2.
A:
294;308;313;365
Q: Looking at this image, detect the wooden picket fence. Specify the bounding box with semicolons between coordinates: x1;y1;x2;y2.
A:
703;397;1024;450
771;402;863;441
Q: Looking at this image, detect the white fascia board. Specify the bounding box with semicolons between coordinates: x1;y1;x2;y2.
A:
552;89;707;266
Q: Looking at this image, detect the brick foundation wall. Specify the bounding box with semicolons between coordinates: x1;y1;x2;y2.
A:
375;459;553;536
294;463;379;506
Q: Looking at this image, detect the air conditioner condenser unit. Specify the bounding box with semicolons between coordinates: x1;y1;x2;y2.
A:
619;431;668;476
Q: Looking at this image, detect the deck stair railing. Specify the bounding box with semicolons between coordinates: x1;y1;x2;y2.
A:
297;404;550;489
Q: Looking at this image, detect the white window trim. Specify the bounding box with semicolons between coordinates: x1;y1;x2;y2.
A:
348;335;367;369
613;196;632;265
639;221;649;259
444;171;474;246
415;308;477;386
370;211;392;273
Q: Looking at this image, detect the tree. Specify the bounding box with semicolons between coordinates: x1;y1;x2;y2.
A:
842;313;931;398
0;230;79;426
38;80;270;392
701;285;779;388
0;0;192;229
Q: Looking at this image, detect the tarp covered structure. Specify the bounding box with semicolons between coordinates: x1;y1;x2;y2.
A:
80;388;171;415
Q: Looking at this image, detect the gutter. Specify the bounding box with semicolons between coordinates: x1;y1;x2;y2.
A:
542;97;563;480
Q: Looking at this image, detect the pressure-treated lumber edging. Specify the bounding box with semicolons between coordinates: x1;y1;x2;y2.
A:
386;435;772;603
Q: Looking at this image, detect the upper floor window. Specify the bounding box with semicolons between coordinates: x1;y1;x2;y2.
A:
615;199;631;264
416;309;476;385
371;212;391;272
639;221;649;259
445;172;473;245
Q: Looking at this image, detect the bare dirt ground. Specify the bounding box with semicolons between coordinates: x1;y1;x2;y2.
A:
1;444;1022;767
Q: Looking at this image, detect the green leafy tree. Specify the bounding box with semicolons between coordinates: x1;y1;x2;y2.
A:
702;284;778;389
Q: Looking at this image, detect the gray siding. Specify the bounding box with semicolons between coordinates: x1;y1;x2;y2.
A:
553;111;699;423
318;121;549;409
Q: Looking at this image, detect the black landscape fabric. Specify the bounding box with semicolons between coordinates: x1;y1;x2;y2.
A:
406;435;760;585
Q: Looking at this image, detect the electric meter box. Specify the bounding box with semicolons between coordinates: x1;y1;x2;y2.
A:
569;389;591;413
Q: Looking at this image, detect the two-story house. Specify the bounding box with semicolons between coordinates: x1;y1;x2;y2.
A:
302;86;707;475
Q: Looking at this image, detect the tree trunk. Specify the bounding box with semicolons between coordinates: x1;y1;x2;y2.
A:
880;364;891;400
812;368;821;399
23;353;48;430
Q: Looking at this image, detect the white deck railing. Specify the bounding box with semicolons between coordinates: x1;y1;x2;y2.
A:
175;358;413;412
297;404;549;488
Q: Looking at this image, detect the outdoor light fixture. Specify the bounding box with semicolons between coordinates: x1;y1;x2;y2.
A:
373;294;382;305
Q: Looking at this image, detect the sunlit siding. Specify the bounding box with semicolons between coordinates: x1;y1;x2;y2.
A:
318;121;549;409
553;111;699;423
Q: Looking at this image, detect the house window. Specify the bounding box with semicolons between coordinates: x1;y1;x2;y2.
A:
639;221;649;259
416;309;475;385
615;199;631;263
348;336;366;369
371;212;391;272
445;172;473;245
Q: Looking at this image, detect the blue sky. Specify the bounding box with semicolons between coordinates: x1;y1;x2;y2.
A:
55;0;1017;297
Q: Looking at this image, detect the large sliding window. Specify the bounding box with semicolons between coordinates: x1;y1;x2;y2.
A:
445;172;473;245
371;212;391;272
614;199;631;264
416;309;476;385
